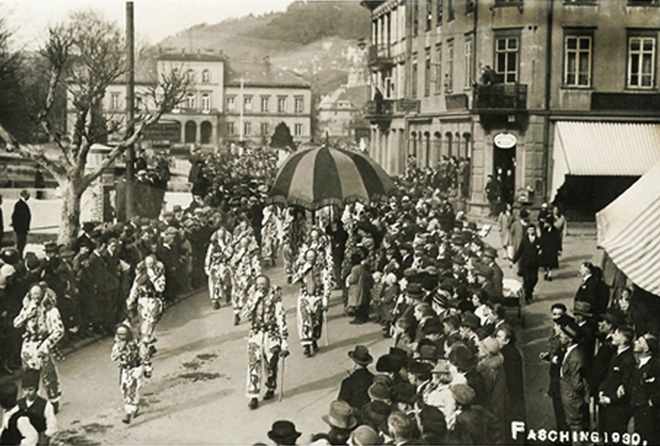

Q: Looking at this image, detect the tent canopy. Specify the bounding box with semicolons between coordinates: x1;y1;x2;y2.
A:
597;159;660;295
551;121;660;199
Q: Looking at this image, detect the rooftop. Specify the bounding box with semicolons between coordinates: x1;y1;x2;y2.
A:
225;59;310;88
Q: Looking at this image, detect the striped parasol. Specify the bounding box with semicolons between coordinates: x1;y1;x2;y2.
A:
268;146;395;210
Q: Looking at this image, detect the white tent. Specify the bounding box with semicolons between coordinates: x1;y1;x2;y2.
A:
596;159;660;295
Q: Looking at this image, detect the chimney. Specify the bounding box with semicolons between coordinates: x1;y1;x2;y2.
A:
264;55;271;76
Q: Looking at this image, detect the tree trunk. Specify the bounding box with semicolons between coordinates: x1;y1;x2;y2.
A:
58;178;82;248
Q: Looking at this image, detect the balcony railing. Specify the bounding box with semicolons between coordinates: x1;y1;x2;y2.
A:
474;83;527;110
365;98;421;118
367;44;394;69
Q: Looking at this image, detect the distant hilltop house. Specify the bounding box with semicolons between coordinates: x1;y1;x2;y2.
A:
317;84;370;145
67;49;311;152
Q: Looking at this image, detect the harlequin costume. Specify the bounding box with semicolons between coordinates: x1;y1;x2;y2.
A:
204;227;233;309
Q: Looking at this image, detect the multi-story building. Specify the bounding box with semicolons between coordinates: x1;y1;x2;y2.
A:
86;50;226;149
223;59;312;147
362;0;660;215
317;84;370;143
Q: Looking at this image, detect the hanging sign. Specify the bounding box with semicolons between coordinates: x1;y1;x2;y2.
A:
494;132;517;149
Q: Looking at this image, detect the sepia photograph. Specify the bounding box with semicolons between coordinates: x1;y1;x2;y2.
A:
0;0;659;444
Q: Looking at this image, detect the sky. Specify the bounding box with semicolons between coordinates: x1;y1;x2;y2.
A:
2;0;295;50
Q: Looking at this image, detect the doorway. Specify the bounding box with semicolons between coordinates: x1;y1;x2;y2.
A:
493;144;516;204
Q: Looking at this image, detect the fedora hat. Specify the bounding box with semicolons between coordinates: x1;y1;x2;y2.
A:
376;354;404;374
322;400;357;430
406;283;424;299
349;425;380;446
451;383;476;406
348;345;373;366
573;301;593;318
483;247;498;259
367;381;391;401
602;308;625;327
360;400;390;430
44;242;59;253
267;420;302;444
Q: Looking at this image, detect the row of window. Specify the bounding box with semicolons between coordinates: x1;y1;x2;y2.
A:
172;68;213;84
226;122;304;137
407;32;656;99
375;0;659;51
226;96;305;113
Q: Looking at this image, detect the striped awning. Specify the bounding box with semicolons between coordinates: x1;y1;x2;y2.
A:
551;121;660;198
597;159;660;295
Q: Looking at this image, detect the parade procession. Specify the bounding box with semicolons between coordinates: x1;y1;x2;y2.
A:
3;1;660;445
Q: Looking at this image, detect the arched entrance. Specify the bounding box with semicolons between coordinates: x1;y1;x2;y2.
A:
200;121;212;144
185;121;197;143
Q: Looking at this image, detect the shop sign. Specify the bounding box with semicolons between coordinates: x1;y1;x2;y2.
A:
494;132;517;149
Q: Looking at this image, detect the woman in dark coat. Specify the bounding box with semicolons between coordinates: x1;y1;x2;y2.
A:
539;218;561;281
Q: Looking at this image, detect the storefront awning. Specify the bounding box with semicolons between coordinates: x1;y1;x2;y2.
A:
551;121;660;199
597;159;660;295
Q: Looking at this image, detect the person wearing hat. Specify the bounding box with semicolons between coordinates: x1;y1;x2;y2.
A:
378;273;399;338
573;301;597;370
413;402;447;445
230;234;262;326
15;368;57;444
596;325;635;438
110;322;143;424
267;420;302;446
313;400;358;445
539;304;569;433
338;346;375;412
589;308;623;399
11;190;31;257
126;254;166;378
476;337;506;441
448;343;487;408
630;333;660;445
422;359;458;429
481;247;503;300
260;205;281;268
242;275;289;410
450;383;503;445
360;400;391;434
347;424;380;446
509;208;530;265
13;285;64;413
556;315;589;442
0;382;39;445
346;251;370;325
495;324;526;442
512;223;541;303
293;248;325;357
204;226;234;310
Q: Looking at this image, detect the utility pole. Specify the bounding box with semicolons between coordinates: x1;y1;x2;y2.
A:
239;76;244;145
125;1;136;219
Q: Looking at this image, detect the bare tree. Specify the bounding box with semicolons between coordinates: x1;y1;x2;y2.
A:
0;11;189;247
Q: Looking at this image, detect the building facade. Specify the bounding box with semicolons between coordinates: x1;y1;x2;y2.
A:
223;60;312;147
362;0;660;215
317;85;370;143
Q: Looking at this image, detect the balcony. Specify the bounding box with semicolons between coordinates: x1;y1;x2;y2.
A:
367;44;394;71
365;98;420;131
473;83;528;133
473;83;527;110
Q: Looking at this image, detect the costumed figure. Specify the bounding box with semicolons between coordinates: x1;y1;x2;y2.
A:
260;205;282;268
293;249;326;357
12;284;64;410
230;235;262;326
110;322;143;424
126;254;166;378
297;227;334;305
242;275;289;410
282;207;306;284
204;226;234;310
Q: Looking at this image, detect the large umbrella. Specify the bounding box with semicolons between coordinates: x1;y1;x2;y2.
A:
268;145;395;209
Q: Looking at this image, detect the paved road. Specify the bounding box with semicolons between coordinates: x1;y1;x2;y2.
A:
49;229;600;445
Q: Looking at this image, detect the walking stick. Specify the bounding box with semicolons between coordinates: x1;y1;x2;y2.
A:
323;308;329;347
279;354;285;402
